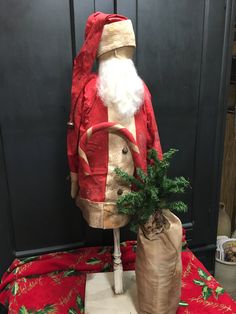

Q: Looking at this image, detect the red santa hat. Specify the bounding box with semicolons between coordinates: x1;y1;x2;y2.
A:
68;12;136;126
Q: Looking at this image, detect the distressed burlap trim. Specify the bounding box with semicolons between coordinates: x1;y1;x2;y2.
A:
97;20;136;57
76;196;129;229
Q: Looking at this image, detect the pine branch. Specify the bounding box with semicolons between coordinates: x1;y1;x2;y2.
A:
168;201;188;213
114;167;144;189
115;148;190;232
136;167;148;183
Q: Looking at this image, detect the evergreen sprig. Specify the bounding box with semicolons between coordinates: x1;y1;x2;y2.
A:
114;148;190;232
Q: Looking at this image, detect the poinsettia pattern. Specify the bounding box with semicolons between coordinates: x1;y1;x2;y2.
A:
0;242;235;314
193;268;225;300
18;304;55;313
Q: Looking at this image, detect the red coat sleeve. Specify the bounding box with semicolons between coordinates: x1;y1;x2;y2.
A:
67;90;83;178
144;85;163;161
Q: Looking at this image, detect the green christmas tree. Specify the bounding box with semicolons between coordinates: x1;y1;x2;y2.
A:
114;148;190;232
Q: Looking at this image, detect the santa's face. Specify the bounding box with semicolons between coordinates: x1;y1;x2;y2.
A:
97;56;144;118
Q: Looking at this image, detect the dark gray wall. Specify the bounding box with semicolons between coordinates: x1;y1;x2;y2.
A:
0;0;234;275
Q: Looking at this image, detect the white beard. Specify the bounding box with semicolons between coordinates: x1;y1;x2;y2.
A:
97;57;144;118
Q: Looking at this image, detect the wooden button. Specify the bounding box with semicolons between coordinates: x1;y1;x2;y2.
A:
117;189;123;195
122;147;128;154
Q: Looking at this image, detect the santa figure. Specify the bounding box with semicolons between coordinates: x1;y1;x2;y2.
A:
67;12;162;294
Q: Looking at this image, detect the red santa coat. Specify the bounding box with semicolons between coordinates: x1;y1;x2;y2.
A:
67;73;163;229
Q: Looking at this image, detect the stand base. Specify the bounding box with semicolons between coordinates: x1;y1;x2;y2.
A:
85;270;138;313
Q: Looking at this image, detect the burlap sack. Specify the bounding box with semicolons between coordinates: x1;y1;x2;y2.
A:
136;209;182;314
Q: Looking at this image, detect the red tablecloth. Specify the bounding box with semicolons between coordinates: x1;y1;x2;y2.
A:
0;241;235;313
